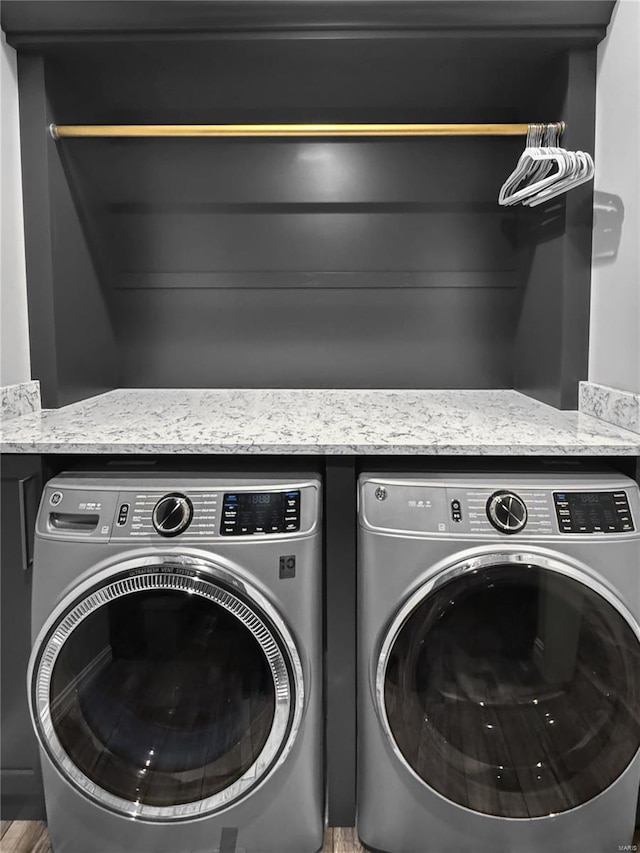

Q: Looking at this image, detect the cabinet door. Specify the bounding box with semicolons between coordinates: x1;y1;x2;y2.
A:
1;455;45;819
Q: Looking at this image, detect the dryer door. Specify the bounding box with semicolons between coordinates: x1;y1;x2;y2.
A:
29;557;304;821
377;552;640;818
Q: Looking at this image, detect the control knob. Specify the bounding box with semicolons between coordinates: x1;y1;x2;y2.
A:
152;493;193;537
486;490;527;534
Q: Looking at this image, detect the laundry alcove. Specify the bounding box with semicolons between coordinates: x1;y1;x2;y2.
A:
4;0;615;408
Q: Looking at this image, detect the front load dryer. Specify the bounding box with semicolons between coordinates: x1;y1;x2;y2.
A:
357;470;640;853
29;471;323;853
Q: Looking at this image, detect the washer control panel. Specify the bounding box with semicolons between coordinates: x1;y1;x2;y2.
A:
124;491;217;538
220;490;300;536
553;491;634;534
37;477;319;542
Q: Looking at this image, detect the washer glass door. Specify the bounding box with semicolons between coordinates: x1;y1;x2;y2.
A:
31;564;301;821
379;556;640;818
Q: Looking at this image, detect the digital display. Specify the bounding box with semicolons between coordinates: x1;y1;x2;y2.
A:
568;493;616;527
554;491;634;534
221;491;300;536
249;494;273;504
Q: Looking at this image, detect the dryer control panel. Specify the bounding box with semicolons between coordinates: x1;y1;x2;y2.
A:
553;491;634;533
360;473;639;538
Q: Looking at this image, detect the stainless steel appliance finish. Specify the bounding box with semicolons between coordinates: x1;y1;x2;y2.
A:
29;471;323;853
358;471;640;853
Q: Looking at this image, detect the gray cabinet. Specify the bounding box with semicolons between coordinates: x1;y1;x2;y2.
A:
3;1;615;411
1;455;45;819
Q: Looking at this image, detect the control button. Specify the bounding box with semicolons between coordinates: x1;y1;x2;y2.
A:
285;522;298;531
608;525;617;531
270;525;281;533
486;491;528;534
223;525;236;535
224;510;238;518
255;526;265;533
450;499;462;523
622;523;634;531
116;503;130;526
613;492;628;498
152;493;193;537
240;526;250;534
286;499;297;508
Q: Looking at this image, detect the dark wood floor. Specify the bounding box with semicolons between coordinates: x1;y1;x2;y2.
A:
2;821;639;852
0;823;365;852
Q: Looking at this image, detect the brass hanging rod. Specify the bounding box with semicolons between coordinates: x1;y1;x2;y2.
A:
48;122;564;139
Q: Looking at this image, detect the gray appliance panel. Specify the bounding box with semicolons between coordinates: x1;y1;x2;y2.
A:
36;476;321;543
360;472;640;539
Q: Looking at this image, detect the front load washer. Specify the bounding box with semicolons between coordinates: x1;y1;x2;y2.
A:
358;470;640;853
29;471;323;853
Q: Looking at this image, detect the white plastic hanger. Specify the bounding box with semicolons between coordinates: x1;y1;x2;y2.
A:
499;123;568;206
498;122;593;207
498;124;546;204
525;149;595;206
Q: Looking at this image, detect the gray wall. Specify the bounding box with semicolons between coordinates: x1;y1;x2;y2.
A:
0;31;30;386
2;8;637;400
42;35;550;396
590;0;640;395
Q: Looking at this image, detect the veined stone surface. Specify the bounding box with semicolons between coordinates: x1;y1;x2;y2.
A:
2;388;640;455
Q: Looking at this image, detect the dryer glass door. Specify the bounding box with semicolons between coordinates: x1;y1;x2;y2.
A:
379;556;640;818
31;564;302;821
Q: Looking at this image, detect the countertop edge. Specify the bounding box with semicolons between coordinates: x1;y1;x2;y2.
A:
2;388;640;456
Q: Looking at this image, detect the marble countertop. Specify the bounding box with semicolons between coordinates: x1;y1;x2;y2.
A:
1;388;639;455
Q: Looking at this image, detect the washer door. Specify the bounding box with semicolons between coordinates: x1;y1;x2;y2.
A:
30;558;304;821
377;552;640;819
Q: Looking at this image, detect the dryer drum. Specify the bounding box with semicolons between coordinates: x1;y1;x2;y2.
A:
30;566;302;821
378;559;640;819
